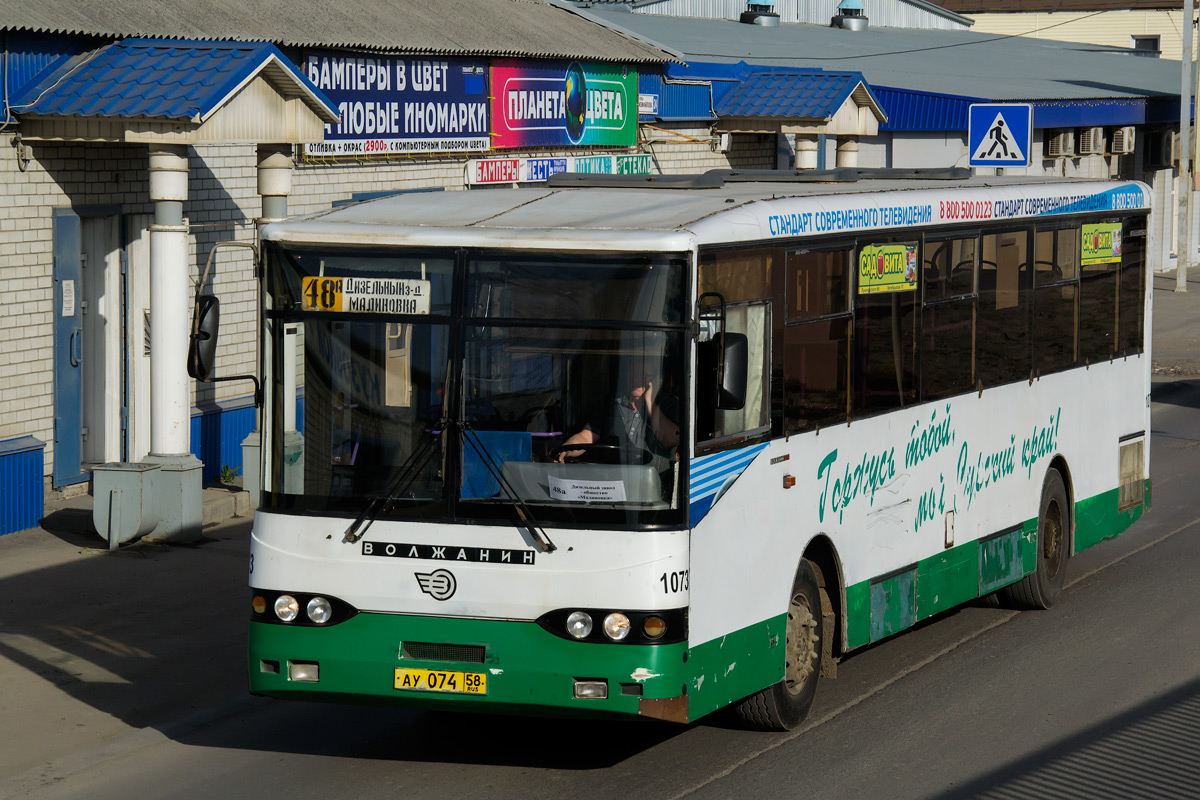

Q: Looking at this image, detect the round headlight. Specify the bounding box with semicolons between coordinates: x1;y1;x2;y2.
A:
274;594;299;622
566;611;593;639
603;612;631;641
642;615;667;639
307;596;333;624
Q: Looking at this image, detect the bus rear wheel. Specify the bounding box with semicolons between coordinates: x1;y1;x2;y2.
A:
734;559;821;731
1000;467;1069;610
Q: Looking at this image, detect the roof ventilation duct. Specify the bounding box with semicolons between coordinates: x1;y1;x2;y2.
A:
741;0;781;26
833;0;868;31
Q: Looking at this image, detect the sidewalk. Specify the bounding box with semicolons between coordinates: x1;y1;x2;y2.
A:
1;267;1198;791
1152;268;1200;380
0;489;256;787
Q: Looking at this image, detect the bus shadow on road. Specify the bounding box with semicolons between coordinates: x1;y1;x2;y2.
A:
931;677;1200;800
169;701;688;769
1151;379;1200;409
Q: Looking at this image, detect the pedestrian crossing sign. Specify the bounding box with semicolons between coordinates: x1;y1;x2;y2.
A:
968;104;1032;167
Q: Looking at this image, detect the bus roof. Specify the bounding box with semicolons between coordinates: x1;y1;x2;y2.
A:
261;173;1150;252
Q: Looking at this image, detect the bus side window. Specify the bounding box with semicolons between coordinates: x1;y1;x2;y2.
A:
853;240;918;414
697;248;776;445
1032;227;1079;376
977;230;1033;387
921;235;976;402
784;247;851;433
1079;227;1119;363
1118;221;1147;356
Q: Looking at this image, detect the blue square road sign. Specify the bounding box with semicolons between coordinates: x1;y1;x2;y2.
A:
969;104;1032;167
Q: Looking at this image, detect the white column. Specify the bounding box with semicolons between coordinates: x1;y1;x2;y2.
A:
142;144;202;543
148;146;190;456
796;136;819;170
258;144;293;222
836;136;859;168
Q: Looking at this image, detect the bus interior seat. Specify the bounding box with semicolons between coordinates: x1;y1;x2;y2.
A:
462;430;533;498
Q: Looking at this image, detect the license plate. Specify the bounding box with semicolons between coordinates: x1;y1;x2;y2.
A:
394;667;487;695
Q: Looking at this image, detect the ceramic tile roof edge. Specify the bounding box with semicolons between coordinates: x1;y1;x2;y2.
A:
11;39;338;123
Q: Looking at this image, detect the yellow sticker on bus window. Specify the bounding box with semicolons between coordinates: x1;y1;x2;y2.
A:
858;244;918;294
1081;223;1123;266
302;276;343;311
301;276;432;314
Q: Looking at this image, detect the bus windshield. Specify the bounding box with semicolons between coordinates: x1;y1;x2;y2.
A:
262;244;690;528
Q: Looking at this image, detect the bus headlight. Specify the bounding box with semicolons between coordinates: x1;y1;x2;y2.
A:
603;612;631;641
274;594;300;622
306;596;333;624
642;616;667;639
566;611;593;639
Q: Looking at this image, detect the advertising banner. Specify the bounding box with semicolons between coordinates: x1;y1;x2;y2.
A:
858;244;918;294
490;59;637;149
1081;222;1123;266
466;154;652;185
303;51;490;156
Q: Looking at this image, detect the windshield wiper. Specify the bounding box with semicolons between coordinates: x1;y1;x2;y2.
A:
342;424;445;544
463;424;557;554
344;361;454;545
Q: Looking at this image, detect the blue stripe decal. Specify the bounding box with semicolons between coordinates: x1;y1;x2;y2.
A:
1036;185;1147;217
689;443;769;525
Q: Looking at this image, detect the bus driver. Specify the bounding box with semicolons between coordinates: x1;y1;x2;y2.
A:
554;364;680;471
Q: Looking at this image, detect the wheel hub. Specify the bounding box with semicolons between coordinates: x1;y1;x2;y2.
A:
784;593;819;695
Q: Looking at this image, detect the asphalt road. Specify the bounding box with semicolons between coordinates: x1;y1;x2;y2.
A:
2;376;1195;800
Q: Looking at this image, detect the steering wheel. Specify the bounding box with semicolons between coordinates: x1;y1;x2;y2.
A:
549;443;653;465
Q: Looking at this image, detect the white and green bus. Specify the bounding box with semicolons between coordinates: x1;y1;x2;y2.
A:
240;169;1151;729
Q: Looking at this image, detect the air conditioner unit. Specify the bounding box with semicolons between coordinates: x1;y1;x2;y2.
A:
1046;129;1075;157
1145;129;1176;169
1078;126;1105;155
1110;126;1136;155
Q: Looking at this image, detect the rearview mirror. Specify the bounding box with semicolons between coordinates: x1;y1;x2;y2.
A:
697;331;748;412
715;332;747;410
187;294;220;380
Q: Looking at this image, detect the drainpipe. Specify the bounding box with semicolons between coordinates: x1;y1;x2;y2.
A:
142;144;202;543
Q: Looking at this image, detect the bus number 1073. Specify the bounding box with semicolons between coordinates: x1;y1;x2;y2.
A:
660;570;689;593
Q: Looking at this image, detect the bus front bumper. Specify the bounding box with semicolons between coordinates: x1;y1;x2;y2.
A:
248;613;689;722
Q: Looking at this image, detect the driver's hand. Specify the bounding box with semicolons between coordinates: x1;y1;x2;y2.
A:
554;448;582;463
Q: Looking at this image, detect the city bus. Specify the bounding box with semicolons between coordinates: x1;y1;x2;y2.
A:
240;169;1151;730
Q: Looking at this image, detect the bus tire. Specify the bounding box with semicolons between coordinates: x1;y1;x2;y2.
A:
734;559;822;731
1000;467;1069;610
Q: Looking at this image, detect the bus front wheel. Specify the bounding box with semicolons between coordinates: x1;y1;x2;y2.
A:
734;559;822;731
1001;467;1069;610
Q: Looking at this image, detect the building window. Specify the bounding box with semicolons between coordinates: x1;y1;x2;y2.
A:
1131;36;1160;57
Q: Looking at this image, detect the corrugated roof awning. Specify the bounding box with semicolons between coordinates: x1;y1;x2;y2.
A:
644;61;886;136
11;38;339;143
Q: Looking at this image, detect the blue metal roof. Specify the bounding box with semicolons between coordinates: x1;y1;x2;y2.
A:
716;71;870;119
645;61;884;123
9;38;336;122
874;85;984;132
637;72;717;122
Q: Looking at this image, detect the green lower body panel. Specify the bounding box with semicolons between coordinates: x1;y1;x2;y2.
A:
684;614;786;721
249;614;686;720
1074;482;1148;553
845;483;1148;650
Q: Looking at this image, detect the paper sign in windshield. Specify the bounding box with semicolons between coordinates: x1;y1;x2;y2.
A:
302;276;431;314
1081;223;1122;266
548;475;627;503
858;244;918;294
